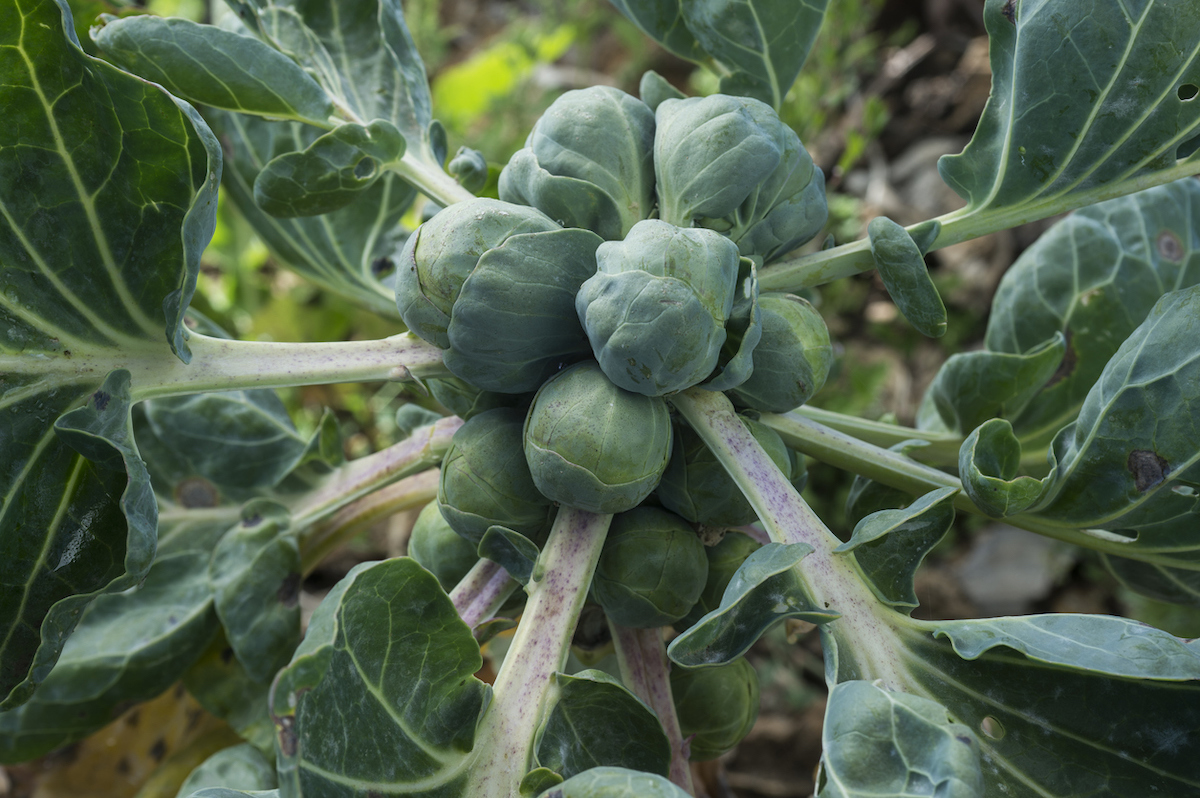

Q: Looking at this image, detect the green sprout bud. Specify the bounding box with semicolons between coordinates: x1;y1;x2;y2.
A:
576;220;740;396
524;361;672;513
728;293;833;413
408;501;479;591
499;86;656;240
677;532;762;630
593;506;708;628
658;417;791;528
426;376;525;421
448;146;488;193
671;658;760;761
654;95;783;227
395;197;558;347
444;227;603;393
439;407;553;545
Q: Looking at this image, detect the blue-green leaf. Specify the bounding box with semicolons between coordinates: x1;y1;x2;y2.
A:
667;542;838;667
959;419;1055;518
939;0;1200;219
867;216;947;338
478;526;539;587
270;558;488;795
253;121;405;218
817;680;982;798
0;0;219;706
91;14;334;126
835;487;958;611
533;670;671;781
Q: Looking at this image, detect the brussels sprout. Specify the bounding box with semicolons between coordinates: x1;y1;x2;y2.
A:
671;658;760;761
593;507;708;628
524;361;672;513
728;293;833;413
677;532;762;630
658;417;791;527
439;407;553;545
426;376;525;421
447;146;488;193
444;227;603;393
407;502;479;591
576;220;740;396
394;197;558;347
654;95;782;228
499;86;655;240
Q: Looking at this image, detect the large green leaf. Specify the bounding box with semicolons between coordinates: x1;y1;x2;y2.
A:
0;0;220;707
608;0;830;109
921;181;1200;443
206;109;412;317
939;0;1200;222
0;549;219;762
533;670;671;782
269;557;489;796
817;680;982;798
91;14;335;126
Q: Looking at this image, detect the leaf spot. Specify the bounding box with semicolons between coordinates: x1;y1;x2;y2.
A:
149;738;167;762
175;477;219;508
92;390;111;411
278;715;298;757
980;716;1006;739
1001;0;1017;24
1128;450;1170;492
1157;230;1184;262
278;572;302;608
1179;84;1199;102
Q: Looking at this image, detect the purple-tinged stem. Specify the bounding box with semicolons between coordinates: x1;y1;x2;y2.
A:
450;557;519;630
610;623;695;795
464;506;612;798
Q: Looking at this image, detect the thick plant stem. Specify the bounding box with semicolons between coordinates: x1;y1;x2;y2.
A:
298;469;439;574
759;410;1179;564
450;558;519;630
758;159;1200;292
671;388;910;689
130;331;450;400
292;417;461;532
464;507;612;798
609;623;695;796
788;406;962;464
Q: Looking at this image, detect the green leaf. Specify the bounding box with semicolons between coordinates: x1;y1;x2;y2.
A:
667;542;838;667
844;440;929;526
939;0;1200;217
610;0;830;109
253;121;405;217
867;216;947;338
834;487;958;612
537;766;692;797
956;181;1200;447
0;0;220;706
176;743;277;798
534;670;671;781
917;334;1066;437
229;0;443;170
1030;286;1200;563
0;549;218;763
519;768;563;797
270;557;488;795
91;14;334;126
209;501;301;683
183;631;276;754
817;680;982;798
959;419;1055;518
478;526;539;587
205;109;412;317
1102;554;1200;608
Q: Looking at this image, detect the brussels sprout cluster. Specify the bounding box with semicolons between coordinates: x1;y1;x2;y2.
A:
395;84;831;545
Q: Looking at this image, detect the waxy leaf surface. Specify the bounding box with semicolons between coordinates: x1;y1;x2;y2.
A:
0;0;220;707
939;0;1200;216
270;558;488;796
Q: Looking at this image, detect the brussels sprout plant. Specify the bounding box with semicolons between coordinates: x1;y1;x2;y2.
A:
3;0;1200;797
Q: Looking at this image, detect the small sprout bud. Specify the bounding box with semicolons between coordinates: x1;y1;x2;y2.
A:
439;407;553;545
523;361;672;513
728;293;833;412
593;506;708;628
407;502;479;591
671;658;760;761
448;146;488;193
